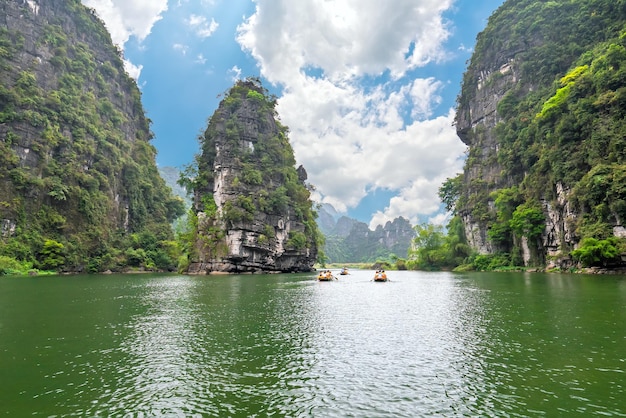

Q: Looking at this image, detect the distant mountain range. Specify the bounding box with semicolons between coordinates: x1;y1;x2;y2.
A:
317;203;415;263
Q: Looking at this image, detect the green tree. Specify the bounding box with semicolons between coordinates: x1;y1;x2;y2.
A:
439;174;463;213
39;239;65;270
407;223;446;270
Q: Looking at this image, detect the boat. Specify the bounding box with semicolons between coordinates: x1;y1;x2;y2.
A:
373;270;388;282
317;270;336;281
339;267;349;275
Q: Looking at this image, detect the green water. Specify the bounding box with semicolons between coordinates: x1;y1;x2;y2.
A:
0;270;624;416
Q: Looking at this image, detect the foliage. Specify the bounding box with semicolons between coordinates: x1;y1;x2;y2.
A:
0;255;31;275
407;218;471;271
286;231;307;250
39;239;65;270
438;174;463;213
570;237;625;267
509;203;545;240
468;253;515;272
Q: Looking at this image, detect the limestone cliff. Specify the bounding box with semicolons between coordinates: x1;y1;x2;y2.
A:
0;0;183;272
455;0;626;267
185;79;320;274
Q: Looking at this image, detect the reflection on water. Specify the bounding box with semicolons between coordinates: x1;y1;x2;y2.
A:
101;278;201;416
0;271;625;416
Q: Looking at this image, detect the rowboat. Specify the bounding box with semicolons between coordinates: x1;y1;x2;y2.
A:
317;271;336;281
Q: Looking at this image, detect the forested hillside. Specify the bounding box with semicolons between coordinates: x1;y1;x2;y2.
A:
0;0;184;273
450;0;626;269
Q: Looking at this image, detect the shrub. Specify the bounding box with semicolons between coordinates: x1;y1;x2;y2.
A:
571;237;624;267
0;256;27;275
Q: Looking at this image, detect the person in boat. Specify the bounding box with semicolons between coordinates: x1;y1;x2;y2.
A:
381;270;387;280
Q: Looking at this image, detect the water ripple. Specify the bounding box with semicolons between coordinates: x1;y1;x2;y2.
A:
1;272;625;416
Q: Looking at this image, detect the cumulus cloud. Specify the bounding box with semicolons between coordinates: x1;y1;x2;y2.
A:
237;0;453;82
228;66;242;82
82;0;168;46
82;0;168;80
237;0;464;227
123;60;143;81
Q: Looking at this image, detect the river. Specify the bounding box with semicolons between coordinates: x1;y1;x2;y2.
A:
0;270;624;417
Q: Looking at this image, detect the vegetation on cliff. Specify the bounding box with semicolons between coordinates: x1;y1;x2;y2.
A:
442;0;626;270
0;0;184;274
404;0;626;271
178;78;321;273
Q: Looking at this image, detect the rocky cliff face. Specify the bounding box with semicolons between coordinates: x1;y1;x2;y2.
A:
455;0;626;267
0;0;182;271
186;79;319;274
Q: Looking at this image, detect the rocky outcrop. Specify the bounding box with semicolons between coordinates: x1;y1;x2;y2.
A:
454;0;626;267
0;0;182;271
187;79;319;274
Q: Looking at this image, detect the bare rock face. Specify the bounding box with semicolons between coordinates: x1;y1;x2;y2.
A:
186;79;319;274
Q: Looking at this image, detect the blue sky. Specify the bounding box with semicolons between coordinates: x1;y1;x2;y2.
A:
82;0;504;228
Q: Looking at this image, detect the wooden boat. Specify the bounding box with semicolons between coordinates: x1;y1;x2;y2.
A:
317;271;336;281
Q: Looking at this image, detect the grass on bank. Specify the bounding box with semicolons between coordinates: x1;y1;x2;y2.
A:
0;256;56;276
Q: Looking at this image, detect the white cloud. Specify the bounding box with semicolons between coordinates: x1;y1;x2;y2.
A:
173;43;189;55
82;0;168;80
237;0;464;227
187;14;219;38
228;66;242;82
409;77;443;120
82;0;168;46
123;60;143;81
237;0;453;83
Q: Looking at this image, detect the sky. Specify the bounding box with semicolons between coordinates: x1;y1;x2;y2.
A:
81;0;505;229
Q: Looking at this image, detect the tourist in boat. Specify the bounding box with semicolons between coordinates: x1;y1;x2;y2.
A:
318;270;335;281
374;270;387;281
